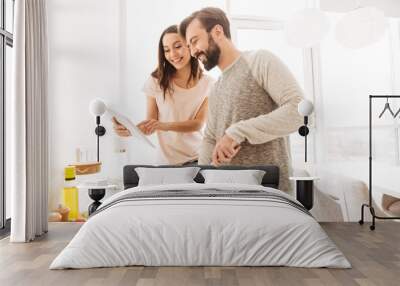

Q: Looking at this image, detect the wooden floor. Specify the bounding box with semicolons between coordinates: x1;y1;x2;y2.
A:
0;222;399;286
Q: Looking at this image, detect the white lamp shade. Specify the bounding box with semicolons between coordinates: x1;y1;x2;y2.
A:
335;6;386;49
284;8;330;48
89;99;106;117
298;99;314;116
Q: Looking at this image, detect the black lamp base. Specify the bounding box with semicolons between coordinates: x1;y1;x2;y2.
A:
88;188;106;215
296;180;314;210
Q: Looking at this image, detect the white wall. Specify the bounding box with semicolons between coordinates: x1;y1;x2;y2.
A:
47;0;123;210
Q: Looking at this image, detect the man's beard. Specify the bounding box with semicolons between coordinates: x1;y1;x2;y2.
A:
198;35;221;71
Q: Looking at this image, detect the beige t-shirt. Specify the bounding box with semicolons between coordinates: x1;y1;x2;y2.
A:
142;74;214;165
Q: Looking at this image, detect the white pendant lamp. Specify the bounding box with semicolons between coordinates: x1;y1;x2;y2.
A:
335;6;386;49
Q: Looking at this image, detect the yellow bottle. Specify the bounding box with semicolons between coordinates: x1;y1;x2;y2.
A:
63;166;79;221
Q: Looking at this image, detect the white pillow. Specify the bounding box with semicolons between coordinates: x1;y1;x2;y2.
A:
135;167;200;186
200;169;266;185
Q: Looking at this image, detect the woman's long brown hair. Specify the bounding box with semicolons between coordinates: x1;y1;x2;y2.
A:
151;25;203;99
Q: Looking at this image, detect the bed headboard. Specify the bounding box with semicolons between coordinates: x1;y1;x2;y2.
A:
123;165;280;189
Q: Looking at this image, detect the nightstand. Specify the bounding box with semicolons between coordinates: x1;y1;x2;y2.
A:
78;183;119;215
289;177;319;210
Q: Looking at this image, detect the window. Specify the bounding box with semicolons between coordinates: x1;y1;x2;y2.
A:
228;2;400;170
319;13;400;166
5;0;13;33
0;0;14;235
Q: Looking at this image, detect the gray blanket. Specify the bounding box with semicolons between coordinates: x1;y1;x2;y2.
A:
91;188;311;218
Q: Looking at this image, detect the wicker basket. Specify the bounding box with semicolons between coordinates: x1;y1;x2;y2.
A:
69;162;102;175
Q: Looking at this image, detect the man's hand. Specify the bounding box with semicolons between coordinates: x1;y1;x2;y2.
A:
212;134;241;166
112;117;131;137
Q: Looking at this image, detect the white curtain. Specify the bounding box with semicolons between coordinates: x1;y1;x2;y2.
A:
10;0;49;242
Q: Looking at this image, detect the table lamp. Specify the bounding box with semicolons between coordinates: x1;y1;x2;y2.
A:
298;99;314;162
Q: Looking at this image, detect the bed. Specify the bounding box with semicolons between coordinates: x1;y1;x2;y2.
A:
50;165;350;269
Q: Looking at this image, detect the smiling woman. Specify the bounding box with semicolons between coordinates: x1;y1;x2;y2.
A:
112;25;215;165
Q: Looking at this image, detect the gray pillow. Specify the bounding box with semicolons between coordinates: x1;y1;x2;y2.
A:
200;169;266;185
135;167;200;186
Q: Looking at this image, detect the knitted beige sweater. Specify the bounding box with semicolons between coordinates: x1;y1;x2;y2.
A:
199;50;304;193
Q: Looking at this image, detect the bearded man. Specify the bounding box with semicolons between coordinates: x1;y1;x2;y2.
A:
179;7;305;193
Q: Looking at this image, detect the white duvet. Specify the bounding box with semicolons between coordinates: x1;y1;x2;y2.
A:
50;183;351;269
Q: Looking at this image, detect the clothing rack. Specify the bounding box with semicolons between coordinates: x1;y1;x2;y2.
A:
359;95;400;230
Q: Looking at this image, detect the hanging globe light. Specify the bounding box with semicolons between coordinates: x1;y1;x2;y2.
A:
335;6;387;49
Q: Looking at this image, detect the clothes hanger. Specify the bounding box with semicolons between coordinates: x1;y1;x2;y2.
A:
393;99;400;118
394;106;400;118
379;97;395;118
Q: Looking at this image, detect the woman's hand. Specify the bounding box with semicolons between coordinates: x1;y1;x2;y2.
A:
137;119;169;135
112;117;131;137
137;120;153;135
